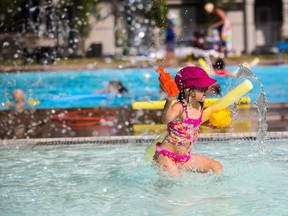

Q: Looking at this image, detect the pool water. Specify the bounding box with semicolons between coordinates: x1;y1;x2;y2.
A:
1;65;288;109
1;140;287;215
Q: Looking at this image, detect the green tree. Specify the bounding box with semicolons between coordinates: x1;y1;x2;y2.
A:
56;0;103;56
57;0;102;38
0;0;26;32
144;0;168;27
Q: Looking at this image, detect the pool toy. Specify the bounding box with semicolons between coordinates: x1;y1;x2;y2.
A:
249;57;260;67
28;98;40;106
51;109;116;130
4;99;40;107
157;66;179;98
133;124;166;135
51;109;115;122
203;97;250;108
231;57;260;76
209;108;231;127
132;97;250;110
47;93;120;102
3;100;12;107
198;58;212;75
144;79;254;163
144;133;166;162
201;79;253;122
25;93;120;106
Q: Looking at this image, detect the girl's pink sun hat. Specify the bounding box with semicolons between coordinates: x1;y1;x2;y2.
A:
175;66;217;90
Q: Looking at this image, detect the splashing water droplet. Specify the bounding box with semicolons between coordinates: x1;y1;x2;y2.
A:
236;65;268;143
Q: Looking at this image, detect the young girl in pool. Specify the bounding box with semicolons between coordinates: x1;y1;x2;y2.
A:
153;66;223;176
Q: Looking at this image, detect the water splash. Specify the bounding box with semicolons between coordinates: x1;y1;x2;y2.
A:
236;65;268;142
146;40;165;68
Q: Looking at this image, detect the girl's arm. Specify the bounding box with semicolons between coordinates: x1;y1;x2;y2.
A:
95;88;108;94
162;99;182;124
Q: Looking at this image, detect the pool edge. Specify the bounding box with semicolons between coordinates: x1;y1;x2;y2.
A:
1;131;288;148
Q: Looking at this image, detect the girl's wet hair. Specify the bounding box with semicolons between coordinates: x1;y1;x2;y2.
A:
213;58;225;69
177;87;204;108
211;83;221;95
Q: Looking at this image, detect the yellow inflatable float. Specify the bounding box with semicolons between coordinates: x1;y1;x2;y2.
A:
144;79;254;163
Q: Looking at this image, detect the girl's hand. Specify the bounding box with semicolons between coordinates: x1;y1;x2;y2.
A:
160;85;177;100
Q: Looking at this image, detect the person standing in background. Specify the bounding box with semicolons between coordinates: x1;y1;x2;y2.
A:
204;2;232;57
165;18;179;67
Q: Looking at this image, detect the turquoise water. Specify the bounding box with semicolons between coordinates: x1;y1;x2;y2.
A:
0;140;287;215
1;65;288;109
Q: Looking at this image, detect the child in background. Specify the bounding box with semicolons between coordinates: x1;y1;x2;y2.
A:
153;66;223;176
213;58;234;77
13;89;25;113
96;81;128;96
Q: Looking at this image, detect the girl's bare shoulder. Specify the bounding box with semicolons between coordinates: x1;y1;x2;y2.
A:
171;101;184;114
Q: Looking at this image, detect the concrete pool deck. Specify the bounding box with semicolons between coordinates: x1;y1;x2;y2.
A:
0;55;287;73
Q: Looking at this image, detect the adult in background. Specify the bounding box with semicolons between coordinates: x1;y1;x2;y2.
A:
165;19;178;67
204;2;232;57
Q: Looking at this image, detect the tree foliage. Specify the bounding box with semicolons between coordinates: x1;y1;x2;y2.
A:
56;0;102;37
0;0;26;32
144;0;168;28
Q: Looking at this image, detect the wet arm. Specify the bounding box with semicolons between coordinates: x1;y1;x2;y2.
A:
95;88;109;94
162;99;182;124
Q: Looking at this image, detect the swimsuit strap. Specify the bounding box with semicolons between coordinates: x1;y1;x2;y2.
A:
184;106;203;121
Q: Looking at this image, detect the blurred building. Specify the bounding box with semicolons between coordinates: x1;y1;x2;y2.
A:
78;0;288;56
0;0;288;61
166;0;288;55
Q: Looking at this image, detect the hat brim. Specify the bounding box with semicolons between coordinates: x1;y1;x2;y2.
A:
195;77;217;88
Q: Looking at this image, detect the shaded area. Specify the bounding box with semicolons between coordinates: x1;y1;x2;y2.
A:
1;103;288;139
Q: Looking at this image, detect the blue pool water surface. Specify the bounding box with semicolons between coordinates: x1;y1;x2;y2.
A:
0;140;287;215
1;65;288;109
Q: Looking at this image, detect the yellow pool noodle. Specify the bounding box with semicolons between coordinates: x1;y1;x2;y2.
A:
231;57;260;76
144;79;254;163
202;79;253;122
132;97;250;110
198;58;212;75
250;57;260;67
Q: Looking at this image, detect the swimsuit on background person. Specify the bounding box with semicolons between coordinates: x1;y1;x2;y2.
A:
166;26;175;51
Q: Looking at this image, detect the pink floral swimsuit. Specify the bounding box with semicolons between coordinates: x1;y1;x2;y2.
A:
154;102;203;163
165;103;203;147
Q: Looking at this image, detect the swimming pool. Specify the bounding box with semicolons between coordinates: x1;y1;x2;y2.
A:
0;136;287;215
1;65;288;110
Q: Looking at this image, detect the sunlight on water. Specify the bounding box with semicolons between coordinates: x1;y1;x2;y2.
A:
0;141;287;215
